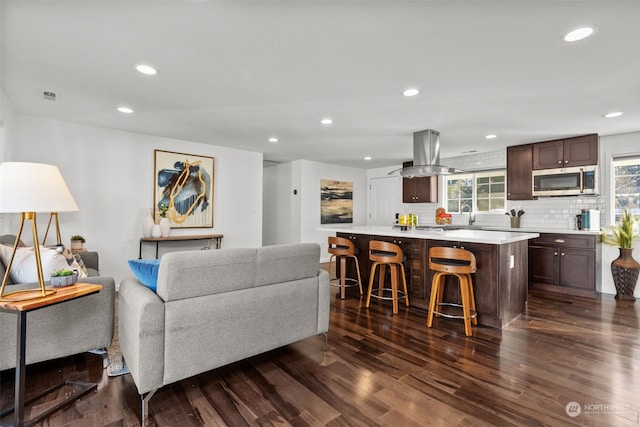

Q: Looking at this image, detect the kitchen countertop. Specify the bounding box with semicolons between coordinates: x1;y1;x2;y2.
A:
318;225;539;244
480;226;601;236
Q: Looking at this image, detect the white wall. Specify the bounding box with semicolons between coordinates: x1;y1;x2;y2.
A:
5;114;263;283
263;159;367;262
599;131;640;297
263;162;296;246
299;160;367;262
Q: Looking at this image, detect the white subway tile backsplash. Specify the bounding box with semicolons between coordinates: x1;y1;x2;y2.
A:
398;148;605;231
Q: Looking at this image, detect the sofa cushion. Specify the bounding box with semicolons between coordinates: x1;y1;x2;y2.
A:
255;243;321;287
157;248;258;302
0;244;80;283
128;259;161;292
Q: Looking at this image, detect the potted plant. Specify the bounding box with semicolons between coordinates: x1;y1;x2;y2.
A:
601;209;640;301
70;234;85;251
50;268;78;287
157;203;171;237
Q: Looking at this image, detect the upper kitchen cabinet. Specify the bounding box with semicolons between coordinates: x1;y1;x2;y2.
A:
402;161;438;203
506;144;536;200
532;134;598;170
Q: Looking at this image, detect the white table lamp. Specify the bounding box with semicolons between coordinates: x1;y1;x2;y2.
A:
0;162;79;301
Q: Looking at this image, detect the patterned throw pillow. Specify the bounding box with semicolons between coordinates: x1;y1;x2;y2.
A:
0;245;73;283
55;246;88;278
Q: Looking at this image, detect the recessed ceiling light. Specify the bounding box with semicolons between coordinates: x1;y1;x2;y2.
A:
364;156;372;161
564;26;596;42
320;118;333;125
603;111;624;118
136;64;157;75
403;88;420;97
485;134;497;139
117;106;133;114
268;137;279;143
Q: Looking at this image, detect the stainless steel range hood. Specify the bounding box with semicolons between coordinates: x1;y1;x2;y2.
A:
391;129;463;177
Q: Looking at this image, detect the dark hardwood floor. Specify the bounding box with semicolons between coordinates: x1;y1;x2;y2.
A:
2;284;639;426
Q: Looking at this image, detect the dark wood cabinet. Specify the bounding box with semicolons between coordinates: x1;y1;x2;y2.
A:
528;233;597;298
532;134;598;170
506;144;536;200
402;161;438;203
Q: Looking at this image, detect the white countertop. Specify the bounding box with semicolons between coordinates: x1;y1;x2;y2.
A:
318;225;539;245
481;226;601;235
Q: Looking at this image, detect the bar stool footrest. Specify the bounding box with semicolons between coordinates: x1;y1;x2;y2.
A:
431;302;477;320
369;288;406;301
329;277;360;288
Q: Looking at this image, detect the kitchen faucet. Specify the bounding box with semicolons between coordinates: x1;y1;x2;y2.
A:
463;205;475;226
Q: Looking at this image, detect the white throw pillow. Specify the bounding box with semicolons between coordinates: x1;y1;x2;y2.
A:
0;244;81;283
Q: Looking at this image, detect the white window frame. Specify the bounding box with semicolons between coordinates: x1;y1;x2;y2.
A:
611;155;640;223
444;169;506;214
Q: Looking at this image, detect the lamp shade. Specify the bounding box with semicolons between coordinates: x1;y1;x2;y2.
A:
0;162;79;213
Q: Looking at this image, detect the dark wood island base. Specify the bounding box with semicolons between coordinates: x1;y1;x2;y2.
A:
332;227;537;329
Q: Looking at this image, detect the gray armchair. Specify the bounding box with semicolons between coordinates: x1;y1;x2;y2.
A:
0;234;115;371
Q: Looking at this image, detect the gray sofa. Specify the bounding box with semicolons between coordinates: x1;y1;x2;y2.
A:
118;242;330;421
0;234;115;371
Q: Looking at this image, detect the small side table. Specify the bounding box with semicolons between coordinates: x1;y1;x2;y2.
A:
0;283;102;427
138;234;223;259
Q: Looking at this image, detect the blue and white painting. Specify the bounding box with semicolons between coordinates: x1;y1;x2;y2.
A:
321;179;353;224
154;150;214;228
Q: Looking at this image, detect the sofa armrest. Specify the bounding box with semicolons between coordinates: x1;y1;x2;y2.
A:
0;275;116;371
77;251;99;276
118;276;165;395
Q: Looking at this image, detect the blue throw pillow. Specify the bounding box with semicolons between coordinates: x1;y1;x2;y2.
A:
128;259;161;292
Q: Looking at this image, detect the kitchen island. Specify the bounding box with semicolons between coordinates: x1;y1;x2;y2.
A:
320;226;539;329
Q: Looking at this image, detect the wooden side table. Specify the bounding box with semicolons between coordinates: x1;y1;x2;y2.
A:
138;234;223;259
0;283;102;427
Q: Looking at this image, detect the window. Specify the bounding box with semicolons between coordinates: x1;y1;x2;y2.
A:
446;170;506;213
613;156;640;221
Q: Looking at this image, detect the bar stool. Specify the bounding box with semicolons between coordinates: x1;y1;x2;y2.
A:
365;240;409;314
327;236;363;299
426;247;477;336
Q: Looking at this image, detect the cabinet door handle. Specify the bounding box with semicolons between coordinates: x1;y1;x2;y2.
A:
561;252;565;256
554;239;565;243
558;160;562;164
565;160;569;164
554;252;558;256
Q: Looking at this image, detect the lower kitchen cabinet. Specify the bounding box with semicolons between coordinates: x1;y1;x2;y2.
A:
528;233;598;298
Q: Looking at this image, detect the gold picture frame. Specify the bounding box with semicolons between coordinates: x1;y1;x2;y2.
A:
154;149;214;228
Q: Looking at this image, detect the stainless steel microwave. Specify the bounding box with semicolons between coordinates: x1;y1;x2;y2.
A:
532;165;598;197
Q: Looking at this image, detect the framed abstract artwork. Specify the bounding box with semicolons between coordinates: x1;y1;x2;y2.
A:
154;149;214;228
320;179;353;224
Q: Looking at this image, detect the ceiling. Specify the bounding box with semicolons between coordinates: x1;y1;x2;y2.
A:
2;0;639;169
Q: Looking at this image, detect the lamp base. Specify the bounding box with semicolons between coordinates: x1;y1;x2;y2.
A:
0;287;57;302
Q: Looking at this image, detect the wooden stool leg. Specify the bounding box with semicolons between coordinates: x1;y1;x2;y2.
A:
365;262;378;308
468;276;477;325
390;264;398;314
459;275;472;336
399;263;409;307
427;272;441;327
352;255;363;295
377;264;385;298
339;256;347;299
328;254;335;278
